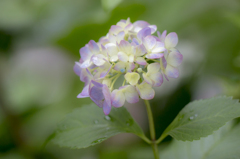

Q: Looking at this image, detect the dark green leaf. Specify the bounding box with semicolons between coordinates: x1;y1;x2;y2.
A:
161;121;240;159
160;96;240;141
52;103;145;149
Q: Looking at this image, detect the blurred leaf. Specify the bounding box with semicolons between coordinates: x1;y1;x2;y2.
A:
160;96;240;141
101;0;123;12
0;30;12;53
226;12;240;28
52;103;145;149
0;0;36;30
0;121;16;152
160;121;240;159
220;75;240;99
100;149;128;159
0;152;29;159
56;3;146;56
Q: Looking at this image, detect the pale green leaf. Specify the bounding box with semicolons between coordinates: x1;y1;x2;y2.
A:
52;103;145;149
160;121;240;159
160;96;240;141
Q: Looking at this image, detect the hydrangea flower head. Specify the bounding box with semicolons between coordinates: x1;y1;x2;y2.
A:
74;18;183;115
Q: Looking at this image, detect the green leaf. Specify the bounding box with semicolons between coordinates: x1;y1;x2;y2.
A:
160;96;240;141
51;103;146;149
160;121;240;159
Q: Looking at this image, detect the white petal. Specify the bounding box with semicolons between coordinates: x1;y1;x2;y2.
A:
165;64;179;78
152;42;166;53
124;72;140;85
129;54;134;63
118;52;128;62
92;54;106;66
111;89;125;107
147;63;160;74
167;50;183;67
136;82;155;100
124;85;139;103
165;32;178;49
143;35;156;51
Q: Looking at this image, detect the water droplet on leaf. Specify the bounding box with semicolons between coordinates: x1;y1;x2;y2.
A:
189;116;194;120
178;114;185;121
91;137;107;144
104;116;111;121
126;119;133;126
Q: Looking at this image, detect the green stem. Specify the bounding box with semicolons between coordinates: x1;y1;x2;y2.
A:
156;134;167;144
144;100;159;159
138;134;152;144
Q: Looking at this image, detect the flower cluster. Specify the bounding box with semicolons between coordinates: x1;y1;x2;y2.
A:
74;18;183;115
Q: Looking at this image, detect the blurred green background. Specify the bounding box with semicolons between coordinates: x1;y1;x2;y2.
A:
0;0;240;158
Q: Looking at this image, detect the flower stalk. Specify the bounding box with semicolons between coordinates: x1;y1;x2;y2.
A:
144;100;159;159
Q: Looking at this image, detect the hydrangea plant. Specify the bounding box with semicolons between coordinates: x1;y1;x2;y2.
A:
50;18;240;159
73;18;182;115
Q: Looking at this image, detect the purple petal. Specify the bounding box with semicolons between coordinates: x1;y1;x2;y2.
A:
77;84;89;98
135;44;147;56
143;35;156;50
152;42;166;53
99;36;109;45
103;101;111;115
81;60;93;68
118;18;127;23
102;85;112;115
162;56;167;69
100;64;112;78
137;27;151;40
73;62;81;76
124;23;133;31
78;68;92;82
103;85;111;105
146;53;164;59
165;65;179;78
88;40;99;53
117;31;125;42
111;89;125;108
110;25;122;35
163;73;169;81
136;57;147;65
126;62;135;72
133;21;149;31
132;38;139;45
91;80;103;87
149;72;163;87
149;25;157;34
80;46;91;61
90;85;104;101
157;30;167;42
89;81;105;108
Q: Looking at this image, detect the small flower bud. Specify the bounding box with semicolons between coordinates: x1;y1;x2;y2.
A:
137;68;142;73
